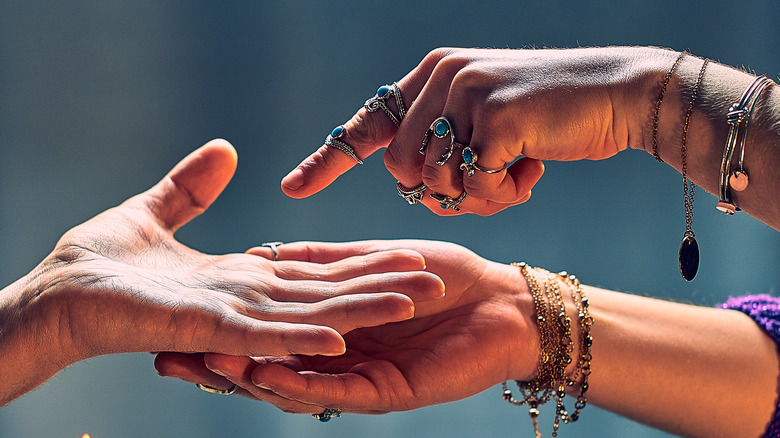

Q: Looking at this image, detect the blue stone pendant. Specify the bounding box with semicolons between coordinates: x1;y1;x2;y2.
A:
678;234;699;281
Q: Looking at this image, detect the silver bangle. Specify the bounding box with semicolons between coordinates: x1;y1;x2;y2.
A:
716;76;774;215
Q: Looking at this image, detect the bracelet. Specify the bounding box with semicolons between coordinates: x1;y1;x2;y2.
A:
503;263;593;437
716;75;775;215
652;51;687;162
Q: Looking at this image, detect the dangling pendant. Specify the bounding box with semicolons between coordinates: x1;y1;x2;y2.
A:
678;234;699;281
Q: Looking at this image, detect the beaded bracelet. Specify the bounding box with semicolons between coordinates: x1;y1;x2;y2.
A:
716;76;775;215
503;263;593;438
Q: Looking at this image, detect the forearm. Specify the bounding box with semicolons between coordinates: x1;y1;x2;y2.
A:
628;49;780;229
583;286;778;438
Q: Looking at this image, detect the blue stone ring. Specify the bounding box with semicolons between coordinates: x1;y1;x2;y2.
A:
364;82;406;127
430;191;468;212
459;146;506;177
420;116;460;165
325;125;363;164
312;408;342;422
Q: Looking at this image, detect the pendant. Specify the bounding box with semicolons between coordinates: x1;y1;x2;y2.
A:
729;170;749;192
678;235;699;281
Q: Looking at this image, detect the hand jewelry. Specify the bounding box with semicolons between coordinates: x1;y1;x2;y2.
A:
325;125;363;164
396;182;427;205
364;83;406;127
312;408;342;422
196;383;238;396
260;241;284;261
430;191;467;212
460;146;506;176
421;116;461;165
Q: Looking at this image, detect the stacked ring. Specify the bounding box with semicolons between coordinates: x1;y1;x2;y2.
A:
325;125;363;164
312;408;342;422
396;182;427;205
430;191;468;212
460;146;506;176
364;82;406;126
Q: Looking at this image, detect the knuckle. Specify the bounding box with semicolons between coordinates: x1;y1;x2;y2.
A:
383;145;403;177
346;107;391;149
303;145;344;172
420;47;457;72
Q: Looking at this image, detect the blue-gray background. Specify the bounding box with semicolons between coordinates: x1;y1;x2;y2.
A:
1;1;778;437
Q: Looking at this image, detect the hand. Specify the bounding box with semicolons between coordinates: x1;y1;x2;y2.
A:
155;240;538;414
282;46;670;215
1;141;444;406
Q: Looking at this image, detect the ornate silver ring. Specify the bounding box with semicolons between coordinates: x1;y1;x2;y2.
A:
364;82;406;127
313;408;342;422
196;383;239;396
396;182;427;205
430;191;468;212
420;116;463;166
325;125;363;164
459;146;506;176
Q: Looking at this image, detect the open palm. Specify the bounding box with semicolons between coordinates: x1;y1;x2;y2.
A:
156;240;538;414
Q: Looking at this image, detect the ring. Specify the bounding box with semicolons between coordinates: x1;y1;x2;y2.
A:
459;146;506;176
364;82;406;126
396;182;427;205
430;191;467;212
312;408;342;422
325;125;363;164
196;383;238;396
260;241;284;261
420;117;464;166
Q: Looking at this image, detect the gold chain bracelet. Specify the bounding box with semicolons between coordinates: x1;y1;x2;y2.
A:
503;263;594;438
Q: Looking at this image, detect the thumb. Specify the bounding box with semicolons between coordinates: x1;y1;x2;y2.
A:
142;139;238;232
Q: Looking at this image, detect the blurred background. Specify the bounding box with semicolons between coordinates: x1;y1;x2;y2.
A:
1;1;778;437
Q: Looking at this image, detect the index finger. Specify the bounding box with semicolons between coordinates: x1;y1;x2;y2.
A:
280;49;454;199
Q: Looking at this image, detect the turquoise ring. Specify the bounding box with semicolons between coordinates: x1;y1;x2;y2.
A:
364;82;405;126
325;125;363;164
459;146;506;176
430;191;467;212
313;408;342;422
420;116;460;165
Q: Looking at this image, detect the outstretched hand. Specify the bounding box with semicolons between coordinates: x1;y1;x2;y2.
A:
1;141;444;406
282;47;664;216
155;240;539;414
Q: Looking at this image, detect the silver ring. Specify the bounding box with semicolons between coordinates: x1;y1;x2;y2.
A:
312;408;342;422
459;146;506;177
364;82;405;126
325;125;363;164
196;383;238;396
396;182;427;205
430;191;467;212
420;116;463;166
260;241;284;261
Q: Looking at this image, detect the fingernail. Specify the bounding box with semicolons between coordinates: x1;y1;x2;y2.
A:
282;168;305;190
255;382;273;391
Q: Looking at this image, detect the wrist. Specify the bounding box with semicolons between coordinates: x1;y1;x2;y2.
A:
609;46;684;155
487;261;540;383
0;264;78;405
